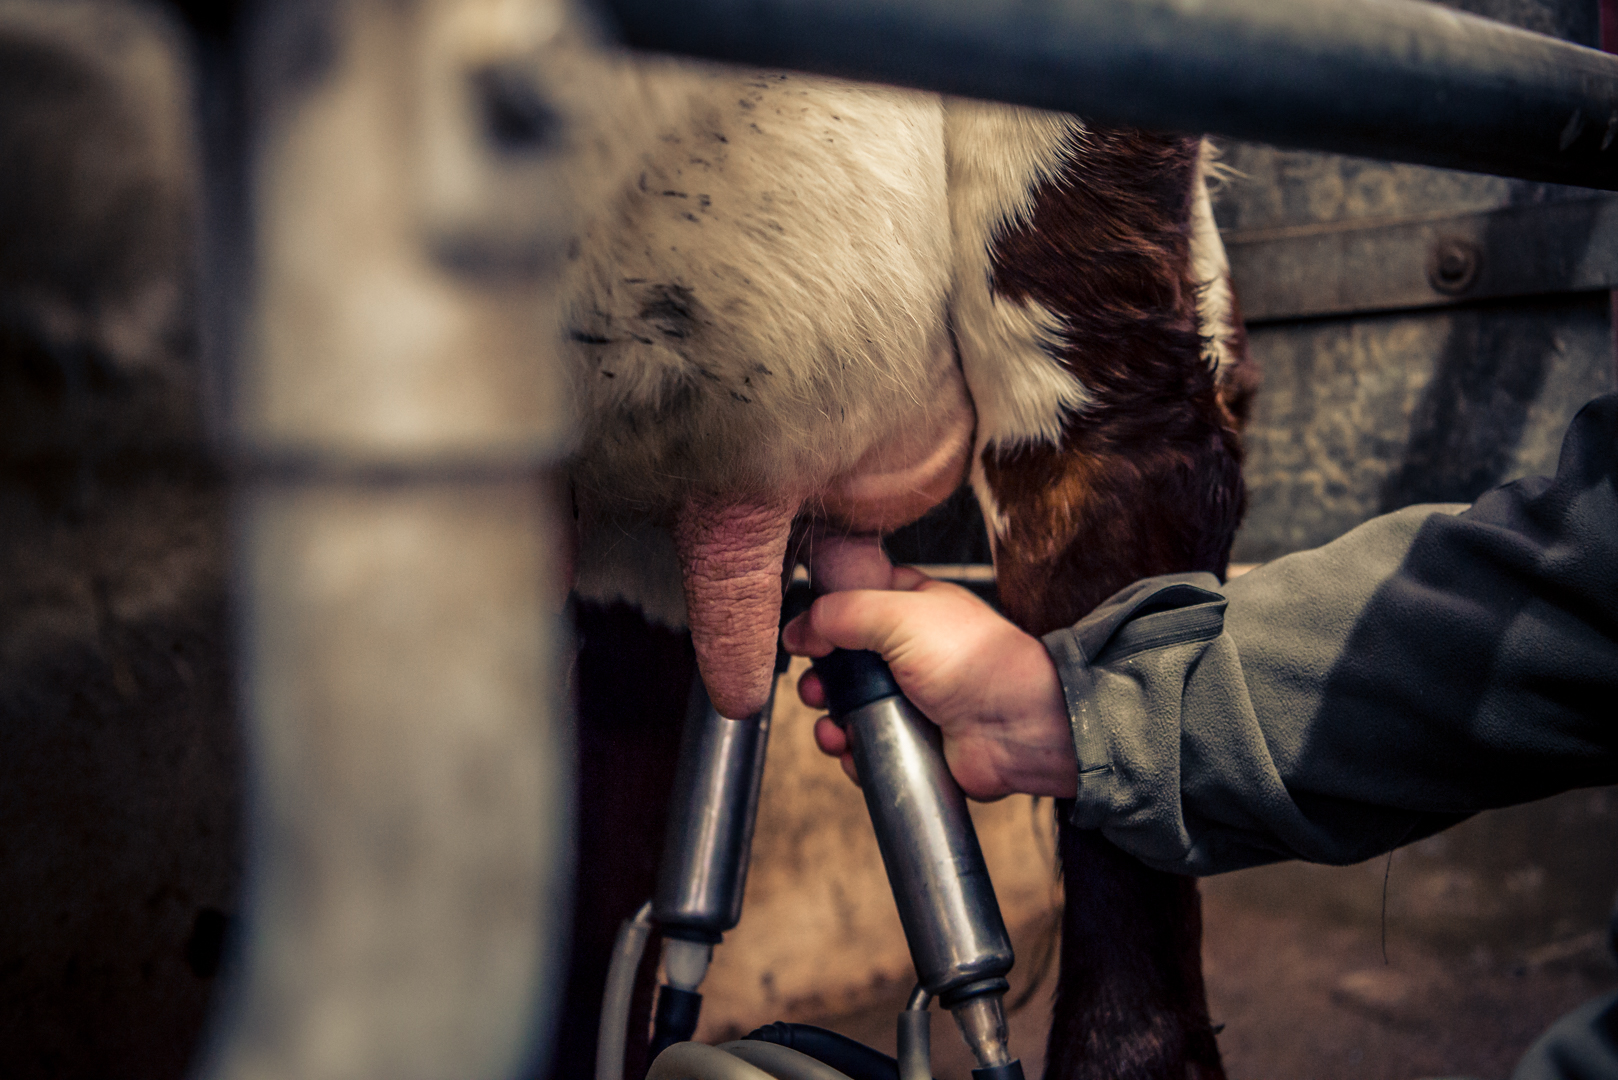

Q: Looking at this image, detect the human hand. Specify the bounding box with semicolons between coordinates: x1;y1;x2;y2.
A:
780;567;1078;801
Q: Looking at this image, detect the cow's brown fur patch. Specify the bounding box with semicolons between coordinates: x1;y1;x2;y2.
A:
985;126;1249;633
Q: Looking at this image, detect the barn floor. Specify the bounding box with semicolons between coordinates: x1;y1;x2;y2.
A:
1194;882;1615;1080
797;826;1618;1080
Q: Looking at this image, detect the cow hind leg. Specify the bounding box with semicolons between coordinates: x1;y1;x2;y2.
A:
1049;826;1222;1080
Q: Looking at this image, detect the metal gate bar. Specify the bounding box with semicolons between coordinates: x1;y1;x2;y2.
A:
602;0;1618;190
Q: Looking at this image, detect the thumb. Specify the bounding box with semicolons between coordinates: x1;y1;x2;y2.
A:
783;588;920;660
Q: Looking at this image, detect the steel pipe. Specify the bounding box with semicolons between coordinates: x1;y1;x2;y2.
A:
837;689;1014;1004
654;678;775;943
811;647;1018;1076
600;0;1618;190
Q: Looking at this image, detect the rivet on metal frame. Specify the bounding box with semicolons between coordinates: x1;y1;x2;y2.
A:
1427;237;1483;295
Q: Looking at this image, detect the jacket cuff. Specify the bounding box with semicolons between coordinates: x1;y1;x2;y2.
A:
1040;572;1225;830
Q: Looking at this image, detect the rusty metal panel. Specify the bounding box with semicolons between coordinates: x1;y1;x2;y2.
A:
1219;138;1618;565
1229;294;1615;562
1218;132;1618;567
1215;0;1618;561
1227;194;1618;322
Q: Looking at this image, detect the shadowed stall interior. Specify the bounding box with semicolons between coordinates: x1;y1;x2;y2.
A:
0;6;240;1077
559;602;697;1080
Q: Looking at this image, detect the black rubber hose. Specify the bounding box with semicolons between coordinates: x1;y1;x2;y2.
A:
743;1022;917;1080
970;1062;1025;1080
648;986;703;1066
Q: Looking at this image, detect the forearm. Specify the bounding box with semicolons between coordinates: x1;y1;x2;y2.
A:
1047;395;1618;876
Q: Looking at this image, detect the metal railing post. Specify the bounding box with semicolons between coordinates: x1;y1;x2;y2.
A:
602;0;1618;190
191;3;579;1078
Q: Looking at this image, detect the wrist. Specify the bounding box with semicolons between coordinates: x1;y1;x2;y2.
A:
985;629;1077;798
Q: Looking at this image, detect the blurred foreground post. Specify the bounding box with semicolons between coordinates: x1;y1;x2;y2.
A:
191;3;578;1078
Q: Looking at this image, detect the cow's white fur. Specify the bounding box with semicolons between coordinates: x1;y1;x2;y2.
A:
945;101;1090;455
559;53;1235;620
1191;140;1240;379
564;62;955;622
565;70;952;503
943;101;1090;542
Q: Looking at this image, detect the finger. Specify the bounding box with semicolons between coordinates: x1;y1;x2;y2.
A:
787;576;981;657
781;611;834;657
813;714;847;756
804;588;927;655
803;531;892;592
888;564;934;591
798;668;827;710
840;752;861;787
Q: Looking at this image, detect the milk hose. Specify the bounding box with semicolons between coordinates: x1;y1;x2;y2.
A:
596;900;655;1080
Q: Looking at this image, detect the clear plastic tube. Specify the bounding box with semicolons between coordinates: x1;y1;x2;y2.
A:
595;901;655;1080
897;986;933;1080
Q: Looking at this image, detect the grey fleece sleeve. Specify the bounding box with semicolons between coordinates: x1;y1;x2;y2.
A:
1043;393;1618;877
